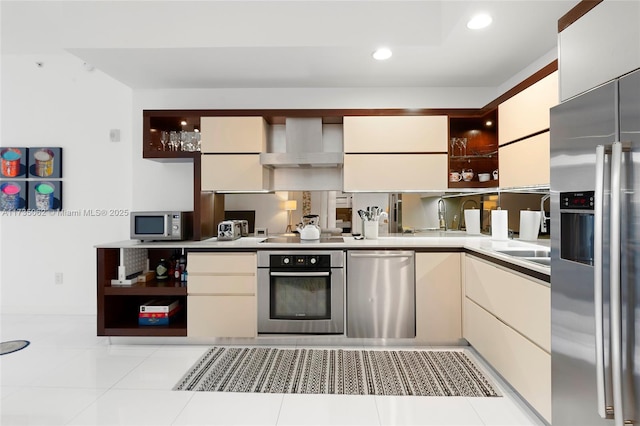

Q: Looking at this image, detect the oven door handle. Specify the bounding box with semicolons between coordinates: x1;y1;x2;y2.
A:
269;271;330;277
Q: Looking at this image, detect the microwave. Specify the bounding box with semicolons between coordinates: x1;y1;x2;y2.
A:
130;211;193;241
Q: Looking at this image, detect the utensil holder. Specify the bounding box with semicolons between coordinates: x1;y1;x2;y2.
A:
364;221;379;240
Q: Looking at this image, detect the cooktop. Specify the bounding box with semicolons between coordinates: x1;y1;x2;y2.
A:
260;236;344;244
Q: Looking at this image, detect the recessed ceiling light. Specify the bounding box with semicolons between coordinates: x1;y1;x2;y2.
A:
467;13;492;30
485;120;493;127
372;47;392;61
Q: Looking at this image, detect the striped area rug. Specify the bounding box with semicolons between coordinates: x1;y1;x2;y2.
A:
173;347;499;397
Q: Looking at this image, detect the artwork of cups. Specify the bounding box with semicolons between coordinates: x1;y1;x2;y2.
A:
1;146;62;210
28;181;62;211
28;147;62;178
0;181;26;210
1;147;27;178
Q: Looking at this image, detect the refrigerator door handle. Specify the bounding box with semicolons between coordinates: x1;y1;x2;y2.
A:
594;144;608;419
609;141;624;426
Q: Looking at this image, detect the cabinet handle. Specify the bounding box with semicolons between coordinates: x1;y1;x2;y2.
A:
349;253;413;258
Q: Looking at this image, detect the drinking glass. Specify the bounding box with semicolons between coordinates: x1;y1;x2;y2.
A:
180;131;189;151
169;131;179;151
160;131;168;151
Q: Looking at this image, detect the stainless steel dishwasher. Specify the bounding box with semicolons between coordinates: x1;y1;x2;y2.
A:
346;250;415;338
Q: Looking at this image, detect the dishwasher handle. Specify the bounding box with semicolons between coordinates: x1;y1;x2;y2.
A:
349;252;413;259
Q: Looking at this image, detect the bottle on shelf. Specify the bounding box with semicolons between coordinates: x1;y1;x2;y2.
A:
156;259;169;280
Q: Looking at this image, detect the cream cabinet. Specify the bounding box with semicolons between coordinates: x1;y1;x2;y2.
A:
498;72;558;145
558;1;640;101
187;252;257;338
343;154;448;192
200;117;267;153
343;116;448;153
201;154;270;192
498;132;550;188
415;252;462;344
200;117;270;192
463;255;550;422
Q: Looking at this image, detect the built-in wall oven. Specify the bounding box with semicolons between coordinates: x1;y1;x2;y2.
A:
257;250;344;334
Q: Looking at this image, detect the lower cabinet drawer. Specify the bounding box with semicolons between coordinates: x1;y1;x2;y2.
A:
465;256;550;352
187;252;256;274
187;275;255;295
187;295;257;338
464;297;551;422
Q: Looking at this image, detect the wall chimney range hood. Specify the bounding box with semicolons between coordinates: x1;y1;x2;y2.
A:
260;117;343;168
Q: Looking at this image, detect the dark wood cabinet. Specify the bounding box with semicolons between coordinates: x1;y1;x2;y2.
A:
97;247;187;336
448;110;499;189
143;112;201;159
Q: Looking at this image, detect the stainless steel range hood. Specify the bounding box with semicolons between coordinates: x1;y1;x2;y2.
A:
260;117;343;168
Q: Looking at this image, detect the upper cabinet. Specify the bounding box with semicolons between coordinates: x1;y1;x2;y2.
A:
498;71;558;188
343;154;448;192
343;116;448;191
200;117;271;192
448;110;498;189
200;117;267;153
499;72;558;145
343;116;447;152
143;112;201;160
558;1;640;101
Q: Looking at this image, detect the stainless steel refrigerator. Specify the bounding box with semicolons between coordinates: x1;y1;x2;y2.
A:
550;68;639;426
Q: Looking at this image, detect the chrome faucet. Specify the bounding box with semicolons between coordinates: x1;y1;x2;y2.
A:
540;193;551;233
459;199;479;230
437;198;447;231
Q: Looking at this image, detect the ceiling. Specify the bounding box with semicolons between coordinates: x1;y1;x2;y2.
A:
1;1;578;90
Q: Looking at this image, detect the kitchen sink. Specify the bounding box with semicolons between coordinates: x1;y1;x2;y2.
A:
494;249;551;267
524;257;551;266
495;249;550;258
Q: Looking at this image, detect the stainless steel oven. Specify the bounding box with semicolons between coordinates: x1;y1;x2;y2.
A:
257;250;344;334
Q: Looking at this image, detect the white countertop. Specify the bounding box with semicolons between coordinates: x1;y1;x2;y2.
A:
96;233;551;277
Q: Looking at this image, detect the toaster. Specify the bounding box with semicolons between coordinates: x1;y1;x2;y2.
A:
235;220;249;237
217;220;242;241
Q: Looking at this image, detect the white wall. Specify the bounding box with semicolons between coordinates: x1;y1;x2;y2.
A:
1;52;133;314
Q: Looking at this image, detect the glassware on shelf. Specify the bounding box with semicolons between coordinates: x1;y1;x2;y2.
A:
180;131;190;151
169;131;179;151
160;131;169;151
450;137;467;157
183;132;198;152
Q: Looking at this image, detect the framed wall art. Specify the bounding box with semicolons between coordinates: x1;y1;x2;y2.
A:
0;181;27;211
1;147;28;179
28;147;62;178
28;181;62;211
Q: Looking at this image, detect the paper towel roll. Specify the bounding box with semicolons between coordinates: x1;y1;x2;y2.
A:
491;210;509;240
464;209;481;235
519;210;541;241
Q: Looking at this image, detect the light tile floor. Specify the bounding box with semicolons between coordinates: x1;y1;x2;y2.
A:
1;314;547;426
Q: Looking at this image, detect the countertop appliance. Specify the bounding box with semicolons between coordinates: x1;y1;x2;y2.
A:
217;220;242;241
130;211;193;241
550;68;639;426
346;250;415;338
257;250;344;334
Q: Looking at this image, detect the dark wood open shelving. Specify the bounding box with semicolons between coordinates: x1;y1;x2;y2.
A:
104;280;187;296
448;110;499;189
98;247;189;337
